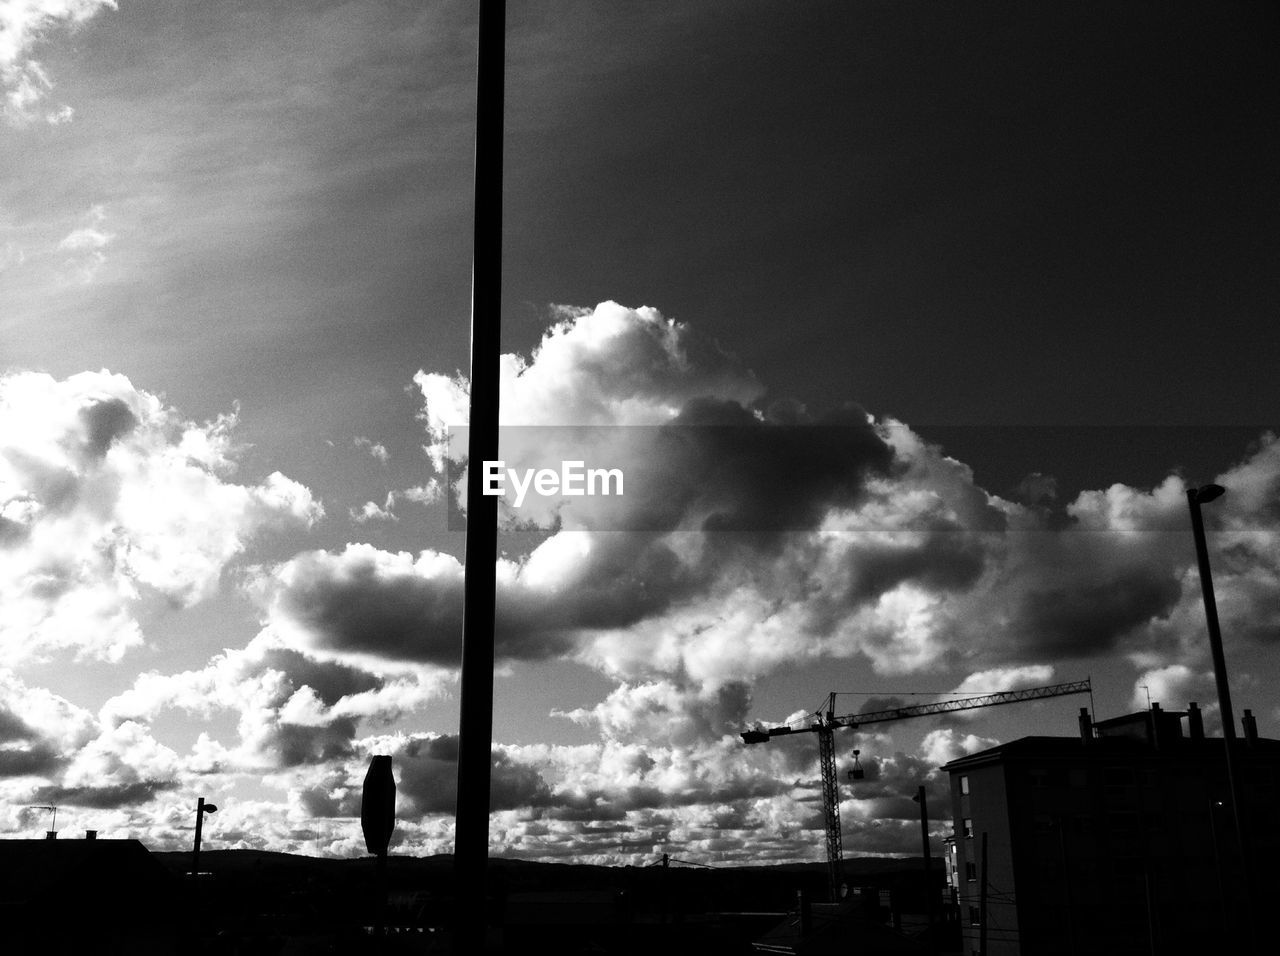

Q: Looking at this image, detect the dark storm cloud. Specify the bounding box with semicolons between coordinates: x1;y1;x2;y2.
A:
543;776;792;822
1012;574;1184;658
76;397;138;460
0;706;67;777
271;528;727;666
0;744;63;777
670;400;894;534
0;706;37;742
272;546;580;666
270;717;359;768
298;785;359;819
257;648;381;707
278;554;461;665
1;449;81;514
541;400;896;537
847;752;950;822
0;514;29;546
838;534;988;605
393;734;554;815
32;780;175;809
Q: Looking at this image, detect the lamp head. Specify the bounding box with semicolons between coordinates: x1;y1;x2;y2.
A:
1193;484;1226;504
203;804;218;814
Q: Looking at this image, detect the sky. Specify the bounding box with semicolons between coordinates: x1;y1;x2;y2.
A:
1;0;1278;865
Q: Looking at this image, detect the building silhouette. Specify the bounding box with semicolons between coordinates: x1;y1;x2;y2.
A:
943;703;1279;955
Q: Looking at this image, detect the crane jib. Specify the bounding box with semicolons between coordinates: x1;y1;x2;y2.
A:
739;678;1091;744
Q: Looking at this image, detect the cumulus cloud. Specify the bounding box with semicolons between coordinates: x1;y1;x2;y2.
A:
349;494;397;524
0;669;95;779
101;631;445;775
250;304;1280;711
6;304;1279;863
353;436;389;464
1;0;116;126
0;370;322;664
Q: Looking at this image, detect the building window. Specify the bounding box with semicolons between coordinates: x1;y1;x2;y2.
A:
965;861;977;881
968;906;981;926
962;818;974;838
960;775;970;795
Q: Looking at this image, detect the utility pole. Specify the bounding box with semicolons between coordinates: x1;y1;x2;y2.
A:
978;832;988;956
1187;484;1256;954
191;797;217;877
454;0;505;948
913;786;934;923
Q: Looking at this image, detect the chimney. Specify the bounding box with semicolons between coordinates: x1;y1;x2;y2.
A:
45;831;56;840
85;830;97;840
1243;709;1258;745
1150;702;1164;748
1078;707;1093;744
797;889;812;935
1188;702;1205;740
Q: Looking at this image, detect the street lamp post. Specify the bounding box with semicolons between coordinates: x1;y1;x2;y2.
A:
912;786;934;924
1186;484;1235;738
1186;483;1254;952
454;2;505;949
191;797;217;877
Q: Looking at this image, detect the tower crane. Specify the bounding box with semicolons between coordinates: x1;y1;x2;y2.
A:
741;678;1092;901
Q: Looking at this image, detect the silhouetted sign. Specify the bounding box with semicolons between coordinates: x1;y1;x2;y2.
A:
361;755;396;857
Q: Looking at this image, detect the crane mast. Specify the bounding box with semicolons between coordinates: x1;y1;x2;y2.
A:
741;679;1092;902
816;705;842;898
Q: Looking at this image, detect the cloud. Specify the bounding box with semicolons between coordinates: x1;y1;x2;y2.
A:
0;670;95;778
57;205;114;281
31;779;175;809
353;436;389;464
949;665;1056;695
254;541;617;668
100;631;445;776
1;0;116;126
349;495;397;524
267;303;1280;698
6;304;1280;864
554;680;753;748
0;370;322;664
1130;663;1206;712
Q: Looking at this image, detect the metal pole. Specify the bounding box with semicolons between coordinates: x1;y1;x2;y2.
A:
1187;489;1236;740
915;786;933;923
1187;487;1255;954
978;832;988;956
454;0;505;946
192;797;205;877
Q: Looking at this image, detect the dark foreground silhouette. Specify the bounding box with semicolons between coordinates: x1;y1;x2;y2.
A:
0;842;947;954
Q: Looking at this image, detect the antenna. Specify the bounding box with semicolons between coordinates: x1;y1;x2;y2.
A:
25;805;57;835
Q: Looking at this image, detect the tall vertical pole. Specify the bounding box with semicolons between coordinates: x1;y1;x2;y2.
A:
915;786;933;923
978;832;988;956
192;797;205;877
455;0;505;946
1187;489;1236;741
1187;486;1255;954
